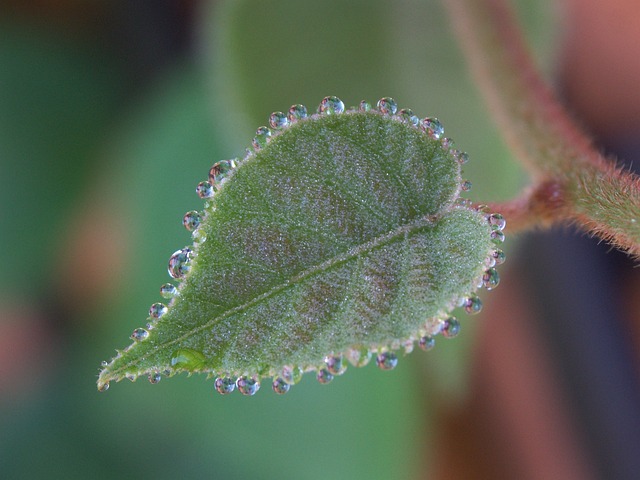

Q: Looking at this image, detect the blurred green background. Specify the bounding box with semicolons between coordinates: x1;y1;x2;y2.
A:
0;1;553;478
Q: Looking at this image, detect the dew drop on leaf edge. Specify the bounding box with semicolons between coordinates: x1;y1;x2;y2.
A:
419;336;435;351
377;97;398;115
214;377;236;395
376;351;398;371
316;368;334;384
182;211;202;232
463;296;483;315
318;96;345;115
269;111;289;129
167;248;193;279
442;317;461;338
324;354;347;376
346;346;373;367
148;302;167;319
287;104;308;122
398;108;419;126
160;283;178;299
281;365;304;385
236;376;260;396
252;127;272;150
488;213;506;231
196;181;215;199
482;268;500;290
131;328;149;342
209;159;237;188
422;117;444;139
358;100;372;112
491;230;506;244
492;248;506;265
272;377;291;394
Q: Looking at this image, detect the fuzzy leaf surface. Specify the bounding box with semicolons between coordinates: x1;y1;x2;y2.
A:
98;110;494;389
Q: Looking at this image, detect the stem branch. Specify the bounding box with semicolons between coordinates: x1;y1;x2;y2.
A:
444;0;640;257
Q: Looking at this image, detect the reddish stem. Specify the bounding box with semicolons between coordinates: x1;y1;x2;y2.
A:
483;180;568;233
444;0;640;257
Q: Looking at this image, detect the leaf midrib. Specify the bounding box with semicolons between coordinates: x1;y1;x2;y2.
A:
106;213;442;377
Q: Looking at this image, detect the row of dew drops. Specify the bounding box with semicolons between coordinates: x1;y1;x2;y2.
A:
99;96;506;394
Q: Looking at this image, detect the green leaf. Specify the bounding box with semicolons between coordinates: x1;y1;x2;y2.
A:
98;98;503;394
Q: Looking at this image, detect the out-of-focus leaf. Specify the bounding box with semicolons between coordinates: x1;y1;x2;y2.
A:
0;21;124;297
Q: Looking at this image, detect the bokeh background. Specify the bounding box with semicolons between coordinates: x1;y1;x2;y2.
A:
2;1;639;478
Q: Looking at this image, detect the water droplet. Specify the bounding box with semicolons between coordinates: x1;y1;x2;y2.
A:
491;230;505;244
403;339;415;354
160;283;178;299
100;360;108;367
287;104;308;122
346;346;372;367
398;108;419;126
196;181;215;199
376;351;398;370
209;159;237;188
98;382;109;392
324;354;347;376
376;97;398;115
483;268;500;290
464;295;483;315
236;376;260;396
492;248;506;265
269;111;289;129
318;96;345;115
485;255;496;268
272;377;291;394
192;229;207;245
182;210;202;232
442;317;461;338
461;180;472;192
422;117;444;139
455;198;472;207
419;336;435;351
441;137;455;149
149;372;161;384
170;348;206;369
168;248;193;279
316;368;334;384
359;100;372;112
148;302;167;319
214;376;236;394
281;365;303;385
456;151;470;164
126;373;136;382
131;328;149;341
488;213;506;231
252;126;272;149
424;318;444;336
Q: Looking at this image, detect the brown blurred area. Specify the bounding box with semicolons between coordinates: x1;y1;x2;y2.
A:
0;0;197;82
428;1;640;479
0;0;199;402
560;0;640;141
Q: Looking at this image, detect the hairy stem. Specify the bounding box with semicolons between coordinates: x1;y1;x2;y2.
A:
444;0;640;257
483;180;567;233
